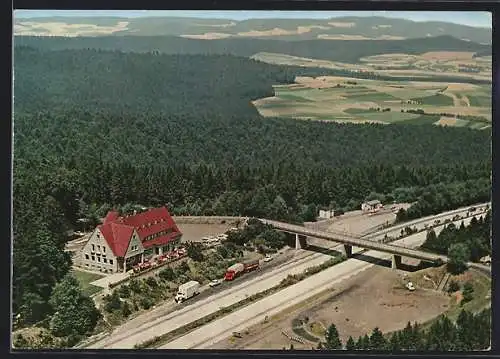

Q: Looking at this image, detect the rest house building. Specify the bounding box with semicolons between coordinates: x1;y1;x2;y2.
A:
80;207;182;273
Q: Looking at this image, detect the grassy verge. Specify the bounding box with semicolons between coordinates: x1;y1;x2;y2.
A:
292;327;320;343
72;269;104;296
134;255;346;349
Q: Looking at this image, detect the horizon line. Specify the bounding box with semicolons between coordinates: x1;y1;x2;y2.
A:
13;11;492;29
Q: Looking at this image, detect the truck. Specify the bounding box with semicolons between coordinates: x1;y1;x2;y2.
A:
174;280;200;303
406;282;415;291
224;259;260;281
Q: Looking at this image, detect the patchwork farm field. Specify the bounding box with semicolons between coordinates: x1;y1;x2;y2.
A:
253;75;491;129
252;51;492;82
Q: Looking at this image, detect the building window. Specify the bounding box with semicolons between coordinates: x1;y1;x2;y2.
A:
110;259;114;265
92;244;95;251
97;245;101;252
85;254;89;260
92;256;95;261
97;257;101;262
103;247;105;253
103;258;107;263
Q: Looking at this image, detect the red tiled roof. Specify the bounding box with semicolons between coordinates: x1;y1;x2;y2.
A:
103;210;120;224
142;232;182;249
98;207;182;257
98;222;135;257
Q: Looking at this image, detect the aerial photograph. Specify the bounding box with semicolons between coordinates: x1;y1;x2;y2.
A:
12;10;491;351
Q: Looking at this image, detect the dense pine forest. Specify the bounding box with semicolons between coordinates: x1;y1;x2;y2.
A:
12;46;491;337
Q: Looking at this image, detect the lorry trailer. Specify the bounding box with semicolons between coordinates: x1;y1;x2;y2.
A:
224;259;260;281
175;280;200;303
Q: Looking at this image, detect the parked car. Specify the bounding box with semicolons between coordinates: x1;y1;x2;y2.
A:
209;279;222;287
264;254;273;262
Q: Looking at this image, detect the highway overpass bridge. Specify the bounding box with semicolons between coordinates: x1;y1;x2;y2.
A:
259;218;490;272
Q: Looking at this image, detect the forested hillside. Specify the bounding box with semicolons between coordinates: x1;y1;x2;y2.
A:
12;46;491;331
14;35;490;64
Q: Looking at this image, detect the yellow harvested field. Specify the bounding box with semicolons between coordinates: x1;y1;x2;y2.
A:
14;21;129;37
180;32;232;39
194;21;236;28
446;83;480;91
318;34;370;40
437;117;458;126
379;69;490;81
328;22;356;28
318;34;405;40
294;76;343;89
427;106;488;117
420;51;476;60
377;35;406;40
297;25;330;31
238;27;310;37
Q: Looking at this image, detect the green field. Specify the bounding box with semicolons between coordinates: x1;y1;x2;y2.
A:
401;114;442;126
467;95;492;107
343;108;375;114
359;111;420;123
72;269;104;296
411;93;455;106
344;91;399;102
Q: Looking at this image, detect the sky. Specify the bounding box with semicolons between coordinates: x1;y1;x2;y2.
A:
14;10;492;28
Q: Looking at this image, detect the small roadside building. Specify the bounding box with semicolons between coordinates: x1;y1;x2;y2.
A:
80;206;182;273
318;209;335;219
479;255;491;265
361;200;383;213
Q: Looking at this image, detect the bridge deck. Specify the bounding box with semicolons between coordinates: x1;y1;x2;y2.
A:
260;219;447;263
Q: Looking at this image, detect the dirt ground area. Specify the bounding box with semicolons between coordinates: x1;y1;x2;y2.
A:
212;265;450;350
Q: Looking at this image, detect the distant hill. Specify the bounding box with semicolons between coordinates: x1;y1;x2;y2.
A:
13;16;491;44
14;35;490;65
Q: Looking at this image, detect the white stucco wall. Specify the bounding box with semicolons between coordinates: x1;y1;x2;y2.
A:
80;228;118;273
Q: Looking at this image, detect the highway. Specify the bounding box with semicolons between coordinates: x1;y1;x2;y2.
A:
161;215;489;349
87;205;488;349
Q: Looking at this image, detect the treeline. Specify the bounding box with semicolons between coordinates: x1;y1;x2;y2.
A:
14;34;490;65
15;158;491;227
396;179;491;221
317;309;490;351
403;109;491;124
14;110;491;170
422;213;491;273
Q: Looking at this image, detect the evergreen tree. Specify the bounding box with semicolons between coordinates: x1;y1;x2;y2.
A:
447;243;470;274
345;336;356;350
324;324;342;350
369;327;387;350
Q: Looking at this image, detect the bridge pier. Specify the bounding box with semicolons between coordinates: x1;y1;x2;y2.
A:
342;244;353;258
391;254;402;270
295;234;307;250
